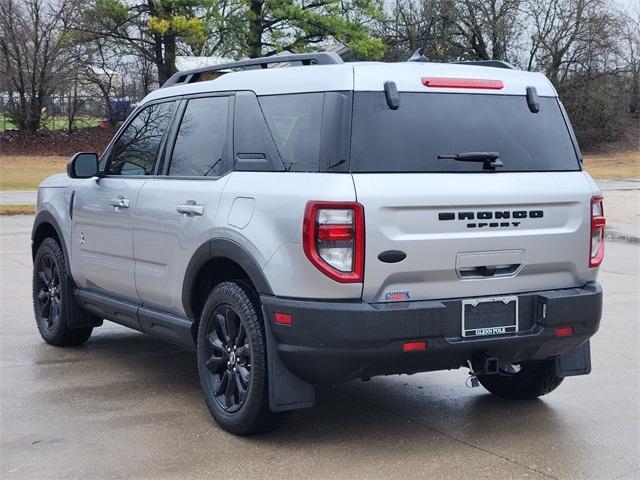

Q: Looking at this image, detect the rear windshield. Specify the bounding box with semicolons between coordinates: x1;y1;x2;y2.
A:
350;92;580;173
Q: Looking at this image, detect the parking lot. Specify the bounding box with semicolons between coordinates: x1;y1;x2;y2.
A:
1;214;638;480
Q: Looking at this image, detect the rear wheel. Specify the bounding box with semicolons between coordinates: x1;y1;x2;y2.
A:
197;281;288;435
477;359;563;400
32;237;94;346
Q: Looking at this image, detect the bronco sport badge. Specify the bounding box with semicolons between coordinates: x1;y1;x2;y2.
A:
438;210;544;228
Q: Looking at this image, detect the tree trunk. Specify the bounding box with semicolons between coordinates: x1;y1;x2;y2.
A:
248;0;264;58
99;86;112;124
153;34;169;85
547;53;563;85
163;34;177;81
26;100;42;134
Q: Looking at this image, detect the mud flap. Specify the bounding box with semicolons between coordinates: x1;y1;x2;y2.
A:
263;309;315;412
65;276;102;329
556;340;591;377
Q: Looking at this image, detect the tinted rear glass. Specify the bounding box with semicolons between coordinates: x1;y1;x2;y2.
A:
351;93;580;173
258;92;351;172
259;93;323;172
169;96;229;177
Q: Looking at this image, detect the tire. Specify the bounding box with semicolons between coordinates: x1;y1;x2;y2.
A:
477;359;564;400
197;281;288;435
32;237;94;346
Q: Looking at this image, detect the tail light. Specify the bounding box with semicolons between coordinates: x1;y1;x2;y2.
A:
303;201;364;283
589;196;605;267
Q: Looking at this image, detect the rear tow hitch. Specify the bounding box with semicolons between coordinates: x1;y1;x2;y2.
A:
466;358;522;387
471;356;500;376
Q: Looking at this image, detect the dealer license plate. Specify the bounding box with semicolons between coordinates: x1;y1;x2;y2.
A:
461;296;518;338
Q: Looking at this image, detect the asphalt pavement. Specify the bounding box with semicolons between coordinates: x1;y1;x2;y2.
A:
0;191;37;206
0;215;639;480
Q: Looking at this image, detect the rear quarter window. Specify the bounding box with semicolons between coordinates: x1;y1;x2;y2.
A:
260;93;323;172
258;92;351;172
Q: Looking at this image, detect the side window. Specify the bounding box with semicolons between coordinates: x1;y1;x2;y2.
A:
107;101;176;176
259;93;323;172
257;92;351;172
169;96;230;177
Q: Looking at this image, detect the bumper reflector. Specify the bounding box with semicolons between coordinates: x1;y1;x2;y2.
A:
403;341;427;352
274;312;293;326
556;326;574;337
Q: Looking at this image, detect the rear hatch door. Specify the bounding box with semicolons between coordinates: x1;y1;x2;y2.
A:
350;88;594;303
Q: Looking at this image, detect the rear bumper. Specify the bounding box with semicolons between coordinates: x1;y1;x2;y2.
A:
261;283;602;384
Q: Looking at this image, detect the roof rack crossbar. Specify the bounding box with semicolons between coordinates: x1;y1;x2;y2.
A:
163;52;344;88
452;60;514;70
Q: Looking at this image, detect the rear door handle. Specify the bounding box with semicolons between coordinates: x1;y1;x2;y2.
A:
177;201;204;216
109;197;130;209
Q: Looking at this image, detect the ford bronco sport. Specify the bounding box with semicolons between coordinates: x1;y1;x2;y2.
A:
32;52;604;435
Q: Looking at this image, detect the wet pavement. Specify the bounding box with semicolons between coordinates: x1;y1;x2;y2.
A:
1;215;639;480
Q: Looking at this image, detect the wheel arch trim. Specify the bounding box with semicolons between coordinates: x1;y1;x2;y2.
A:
32;210;72;275
182;238;274;319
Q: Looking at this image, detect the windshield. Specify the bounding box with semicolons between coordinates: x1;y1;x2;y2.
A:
350;92;580;173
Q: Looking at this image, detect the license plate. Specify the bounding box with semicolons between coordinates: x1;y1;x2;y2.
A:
461;296;518;338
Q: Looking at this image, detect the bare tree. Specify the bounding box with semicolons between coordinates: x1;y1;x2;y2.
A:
525;0;616;81
0;0;73;133
379;0;436;60
451;0;523;61
65;65;82;134
618;4;640;118
378;0;522;62
80;39;123;121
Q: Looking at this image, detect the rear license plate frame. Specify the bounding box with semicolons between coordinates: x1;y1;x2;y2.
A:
461;296;518;338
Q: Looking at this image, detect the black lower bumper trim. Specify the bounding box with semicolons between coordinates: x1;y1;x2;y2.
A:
261;283;602;384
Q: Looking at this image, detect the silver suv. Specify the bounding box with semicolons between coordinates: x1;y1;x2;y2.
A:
32;53;604;435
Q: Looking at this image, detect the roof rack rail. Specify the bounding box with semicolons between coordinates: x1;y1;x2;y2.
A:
162;52;344;88
452;60;514;70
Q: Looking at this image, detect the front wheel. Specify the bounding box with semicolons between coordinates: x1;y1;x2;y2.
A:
32;237;94;346
477;358;564;400
197;281;288;435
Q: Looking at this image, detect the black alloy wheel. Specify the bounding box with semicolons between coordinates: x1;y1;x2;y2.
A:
35;252;62;333
204;304;252;413
197;281;289;435
32;237;94;346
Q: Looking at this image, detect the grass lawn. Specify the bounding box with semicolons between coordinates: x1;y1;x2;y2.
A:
0;155;68;191
583;150;640;179
1;116;102;132
0;204;36;216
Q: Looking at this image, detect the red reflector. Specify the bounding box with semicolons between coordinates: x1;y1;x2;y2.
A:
421;77;504;90
274;312;292;326
317;224;354;242
556;326;574;337
403;341;427;352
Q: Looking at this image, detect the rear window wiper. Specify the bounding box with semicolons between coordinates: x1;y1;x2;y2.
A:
437;152;503;170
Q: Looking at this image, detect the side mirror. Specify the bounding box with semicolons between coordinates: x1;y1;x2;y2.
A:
67;152;99;179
